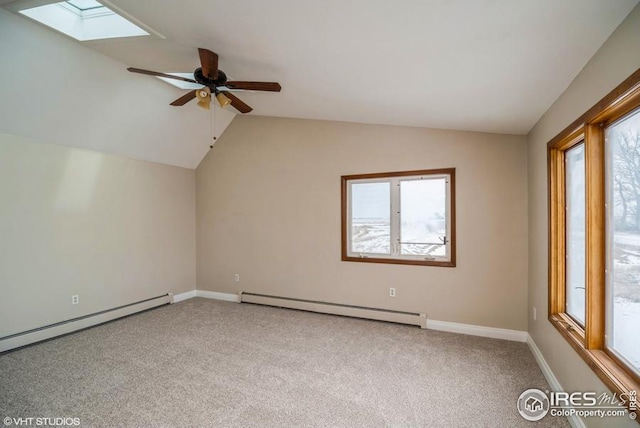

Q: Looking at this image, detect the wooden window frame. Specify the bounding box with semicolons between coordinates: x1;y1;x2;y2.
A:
341;168;456;267
548;68;640;414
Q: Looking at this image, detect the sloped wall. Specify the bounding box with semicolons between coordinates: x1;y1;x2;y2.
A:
0;8;202;337
0;7;234;169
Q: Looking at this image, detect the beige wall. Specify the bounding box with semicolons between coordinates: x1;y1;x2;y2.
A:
0;134;196;337
527;4;640;428
197;116;528;330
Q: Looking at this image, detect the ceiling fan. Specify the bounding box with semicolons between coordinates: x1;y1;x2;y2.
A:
127;48;281;113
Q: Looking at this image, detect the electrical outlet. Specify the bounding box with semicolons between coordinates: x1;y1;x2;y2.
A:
234;274;240;282
72;295;79;305
533;306;537;321
389;287;396;297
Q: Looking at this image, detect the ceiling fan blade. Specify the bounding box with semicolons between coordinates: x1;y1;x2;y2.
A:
127;67;197;83
170;90;197;106
225;81;282;92
221;91;252;113
198;48;219;80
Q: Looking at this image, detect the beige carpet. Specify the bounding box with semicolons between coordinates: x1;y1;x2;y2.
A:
0;298;568;427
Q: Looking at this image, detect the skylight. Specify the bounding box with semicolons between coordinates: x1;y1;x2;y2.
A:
18;1;149;41
66;0;104;12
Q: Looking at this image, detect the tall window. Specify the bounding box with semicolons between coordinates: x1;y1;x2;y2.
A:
548;68;640;412
565;142;586;325
605;108;640;374
341;168;455;267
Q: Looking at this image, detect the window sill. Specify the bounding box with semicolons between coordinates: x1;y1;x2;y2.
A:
549;314;640;416
342;255;455;267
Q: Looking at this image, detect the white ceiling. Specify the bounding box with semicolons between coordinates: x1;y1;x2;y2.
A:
75;0;640;135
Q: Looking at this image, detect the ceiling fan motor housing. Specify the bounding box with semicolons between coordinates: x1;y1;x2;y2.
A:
194;67;227;88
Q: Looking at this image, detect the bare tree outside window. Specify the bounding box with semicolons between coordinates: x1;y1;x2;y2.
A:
606;109;640;373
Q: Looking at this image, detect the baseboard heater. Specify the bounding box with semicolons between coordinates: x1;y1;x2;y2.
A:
0;293;172;353
240;292;427;328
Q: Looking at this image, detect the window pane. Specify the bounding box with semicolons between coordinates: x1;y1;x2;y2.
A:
350;182;390;254
606;108;640;374
566;143;586;325
399;178;446;257
66;0;104;11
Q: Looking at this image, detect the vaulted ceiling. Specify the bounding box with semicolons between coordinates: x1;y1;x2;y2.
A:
1;0;639;168
87;0;638;133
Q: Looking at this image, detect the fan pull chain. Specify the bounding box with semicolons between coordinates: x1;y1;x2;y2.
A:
210;103;217;149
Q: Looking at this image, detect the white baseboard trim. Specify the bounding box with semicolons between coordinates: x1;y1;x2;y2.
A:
196;290;240;302
180;291;527;343
426;319;528;342
172;290;196;303
527;334;585;428
526;334;563;391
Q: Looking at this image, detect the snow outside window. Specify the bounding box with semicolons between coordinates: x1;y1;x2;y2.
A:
341;169;455;267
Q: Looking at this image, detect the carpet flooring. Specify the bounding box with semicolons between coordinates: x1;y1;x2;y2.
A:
0;298;569;427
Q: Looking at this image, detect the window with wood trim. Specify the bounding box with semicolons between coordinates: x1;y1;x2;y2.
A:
341;168;455;267
548;68;640;414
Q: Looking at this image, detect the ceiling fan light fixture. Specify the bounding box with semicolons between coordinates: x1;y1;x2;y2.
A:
216;92;232;109
195;87;211;110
